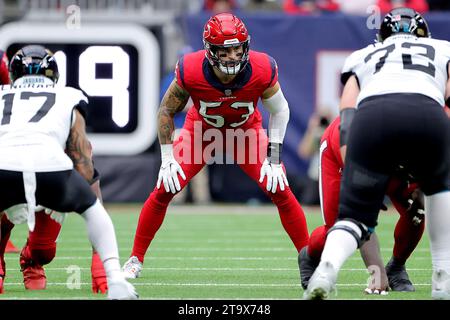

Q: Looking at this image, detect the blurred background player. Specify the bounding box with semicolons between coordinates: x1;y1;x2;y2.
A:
283;0;340;14
122;13;310;278
377;0;429;13
305;8;450;300
298;116;425;294
296;109;333;205
0;45;134;299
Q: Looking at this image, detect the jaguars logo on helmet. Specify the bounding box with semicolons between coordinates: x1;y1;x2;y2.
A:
9;45;59;84
378;7;430;42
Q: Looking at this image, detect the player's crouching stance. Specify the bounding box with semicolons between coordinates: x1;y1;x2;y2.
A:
0;45;137;299
122;13;309;278
0;172;107;293
298;116;425;294
0;49;107;294
305;8;450;300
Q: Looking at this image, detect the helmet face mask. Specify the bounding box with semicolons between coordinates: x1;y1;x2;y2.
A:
377;7;430;42
204;41;249;75
9;45;59;84
203;13;250;76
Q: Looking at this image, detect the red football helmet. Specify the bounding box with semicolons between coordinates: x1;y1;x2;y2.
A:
203;13;250;75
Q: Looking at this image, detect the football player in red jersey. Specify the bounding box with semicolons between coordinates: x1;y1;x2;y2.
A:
0;49;107;294
122;13;310;278
298;116;425;294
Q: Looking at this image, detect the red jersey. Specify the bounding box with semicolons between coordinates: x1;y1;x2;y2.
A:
321;115;418;198
175;50;278;130
321;116;343;168
0;50;10;85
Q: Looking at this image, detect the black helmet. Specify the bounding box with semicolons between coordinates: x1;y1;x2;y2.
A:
9;45;59;83
378;7;430;42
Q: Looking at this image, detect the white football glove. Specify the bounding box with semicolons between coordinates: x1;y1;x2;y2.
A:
156;144;186;194
47;210;66;225
36;205;66;225
4;204;28;225
259;158;289;194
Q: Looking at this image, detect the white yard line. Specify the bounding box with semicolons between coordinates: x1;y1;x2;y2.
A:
2;267;433;272
1;282;432;287
3;256;432;261
36;247;431;253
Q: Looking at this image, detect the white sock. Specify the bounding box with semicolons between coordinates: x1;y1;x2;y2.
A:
321;220;361;271
81;200;122;280
425;191;450;273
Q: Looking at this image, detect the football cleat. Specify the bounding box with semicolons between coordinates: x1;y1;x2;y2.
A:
107;278;139;300
385;258;415;292
122;256;143;279
91;252;108;294
303;261;337;300
432;269;450;300
20;246;46;290
5;240;19;253
21;265;46;290
298;246;319;290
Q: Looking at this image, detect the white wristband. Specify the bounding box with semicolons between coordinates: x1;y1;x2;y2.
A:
160;144;173;161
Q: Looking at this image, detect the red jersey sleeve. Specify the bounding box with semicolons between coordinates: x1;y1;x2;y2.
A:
174;55;187;90
267;55;278;88
321;116;343;167
0;52;10;85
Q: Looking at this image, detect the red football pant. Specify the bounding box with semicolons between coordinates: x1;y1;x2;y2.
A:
24;211;62;265
0;214;15;273
0;212;61;266
307;139;341;260
308;139;425;263
131;117;309;262
386;179;425;265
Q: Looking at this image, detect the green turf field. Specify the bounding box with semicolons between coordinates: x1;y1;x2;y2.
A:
1;204;433;300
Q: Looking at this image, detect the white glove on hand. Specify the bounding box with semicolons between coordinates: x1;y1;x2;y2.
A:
48;210;66;225
259;158;289;194
156;144;186;194
39;206;66;225
4;204;28;225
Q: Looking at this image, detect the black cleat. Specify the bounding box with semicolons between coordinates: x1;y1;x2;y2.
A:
385;257;415;292
298;246;320;290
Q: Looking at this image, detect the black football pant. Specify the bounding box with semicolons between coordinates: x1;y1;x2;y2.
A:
338;93;449;228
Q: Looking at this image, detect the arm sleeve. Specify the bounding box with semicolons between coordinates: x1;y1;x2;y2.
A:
262;88;289;144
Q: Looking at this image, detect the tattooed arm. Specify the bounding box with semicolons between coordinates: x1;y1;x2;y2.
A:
66;109;95;183
155;79;189;193
157;79;190;144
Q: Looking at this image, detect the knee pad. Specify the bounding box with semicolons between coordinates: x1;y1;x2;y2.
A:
327;218;372;248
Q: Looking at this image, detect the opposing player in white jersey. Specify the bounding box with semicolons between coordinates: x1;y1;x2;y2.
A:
305;8;450;300
0;45;137;299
